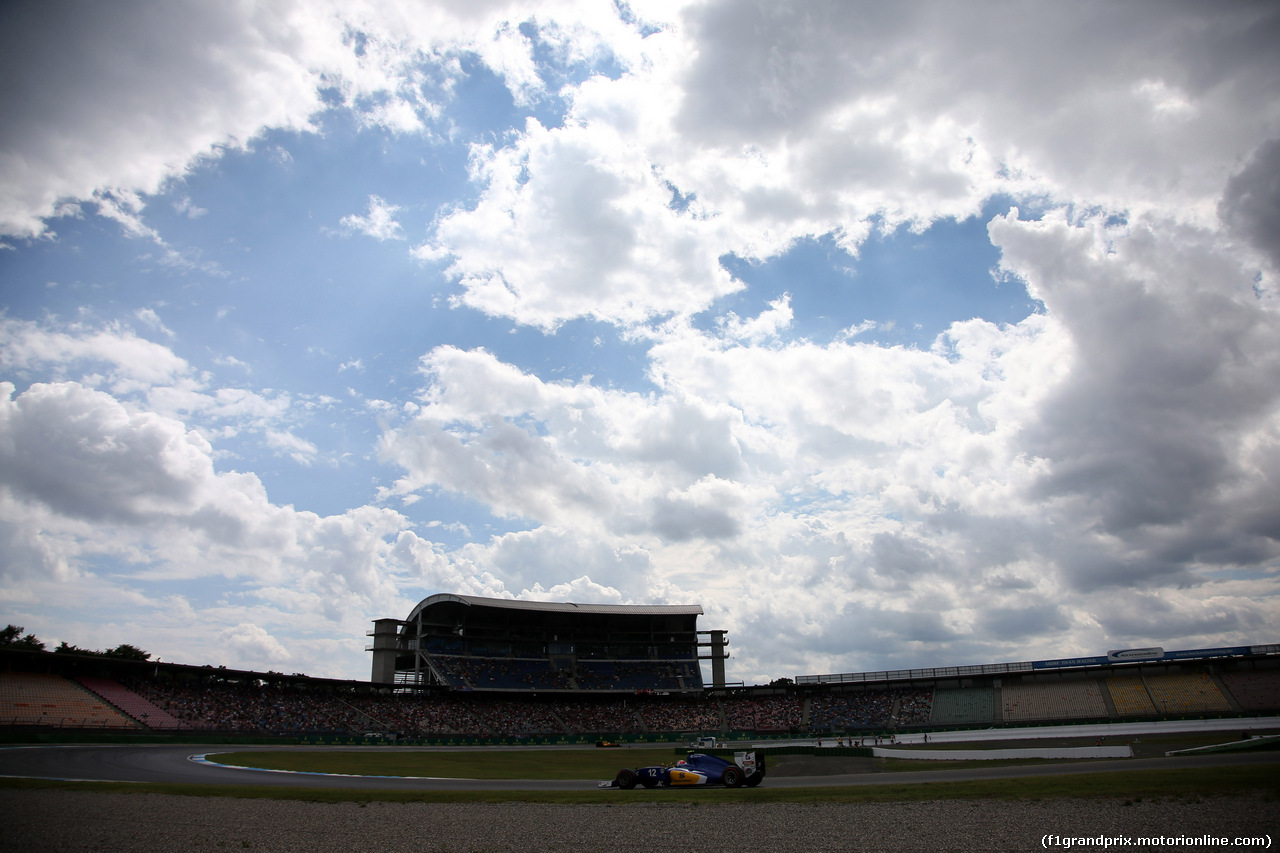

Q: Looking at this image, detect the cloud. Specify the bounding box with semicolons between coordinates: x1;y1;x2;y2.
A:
1220;138;1280;271
0;315;308;448
403;1;1280;336
673;1;1279;225
0;0;327;239
134;308;175;339
378;197;1280;678
717;295;794;344
173;196;208;219
377;344;766;539
0;315;190;389
0;0;657;243
0;381;217;524
6;0;1274;255
989;209;1280;590
418;119;741;329
339;195;405;241
266;429;319;466
3;0;1278;684
218;622;292;667
519;575;624;604
0;376;434;677
647;477;747;542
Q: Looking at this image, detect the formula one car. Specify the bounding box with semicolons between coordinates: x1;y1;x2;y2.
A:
600;751;765;789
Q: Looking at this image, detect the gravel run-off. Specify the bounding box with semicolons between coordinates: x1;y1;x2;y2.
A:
2;790;1278;852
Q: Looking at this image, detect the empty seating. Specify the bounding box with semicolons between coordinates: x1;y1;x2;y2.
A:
1145;673;1231;714
1001;680;1108;721
1106;676;1156;715
1220;671;1280;712
929;687;995;724
0;672;138;728
75;676;191;729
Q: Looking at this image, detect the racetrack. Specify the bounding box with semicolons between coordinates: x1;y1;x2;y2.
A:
4;738;1279;853
2;742;1278;791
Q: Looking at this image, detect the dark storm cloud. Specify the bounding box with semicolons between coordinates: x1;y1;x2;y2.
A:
978;603;1070;641
1220;138;1280;269
992;211;1280;593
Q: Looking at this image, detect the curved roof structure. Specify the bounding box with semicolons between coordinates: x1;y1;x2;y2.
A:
404;593;703;624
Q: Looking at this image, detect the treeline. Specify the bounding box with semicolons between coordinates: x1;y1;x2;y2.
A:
1;624;151;661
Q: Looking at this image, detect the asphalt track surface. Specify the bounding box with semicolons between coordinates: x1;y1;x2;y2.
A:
2;743;1278;792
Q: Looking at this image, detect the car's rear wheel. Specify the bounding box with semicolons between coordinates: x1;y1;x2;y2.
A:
721;765;744;788
615;768;637;790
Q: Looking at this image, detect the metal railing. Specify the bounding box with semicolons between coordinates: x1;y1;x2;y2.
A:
796;661;1035;686
796;644;1280;687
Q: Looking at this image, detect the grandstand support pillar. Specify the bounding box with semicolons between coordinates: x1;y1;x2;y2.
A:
369;618;401;685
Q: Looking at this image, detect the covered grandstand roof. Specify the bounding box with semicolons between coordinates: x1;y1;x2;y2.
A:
403;593;703;623
374;592;717;691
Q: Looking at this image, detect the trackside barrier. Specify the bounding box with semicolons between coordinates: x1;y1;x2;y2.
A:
687;745;874;759
871;745;1133;760
294;731;709;747
1164;735;1280;756
0;730;292;745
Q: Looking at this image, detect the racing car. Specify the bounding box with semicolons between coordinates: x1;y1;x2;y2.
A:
600;751;765;789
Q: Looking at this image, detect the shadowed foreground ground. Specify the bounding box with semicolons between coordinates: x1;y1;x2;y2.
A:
2;790;1277;852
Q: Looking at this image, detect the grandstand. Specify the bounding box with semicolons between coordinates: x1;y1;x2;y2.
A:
1222;671;1280;712
2;619;1277;741
75;676;194;730
1144;673;1233;714
369;593;729;692
929;687;996;725
0;672;138;730
1001;680;1108;722
798;644;1280;733
1107;675;1157;716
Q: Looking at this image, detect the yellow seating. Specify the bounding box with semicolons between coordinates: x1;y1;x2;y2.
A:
1106;676;1156;715
1145;673;1231;713
0;672;138;728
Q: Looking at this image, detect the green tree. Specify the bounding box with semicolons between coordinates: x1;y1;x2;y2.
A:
105;643;151;661
0;625;46;651
50;640;152;660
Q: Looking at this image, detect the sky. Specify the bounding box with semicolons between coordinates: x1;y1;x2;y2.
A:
1;0;1278;685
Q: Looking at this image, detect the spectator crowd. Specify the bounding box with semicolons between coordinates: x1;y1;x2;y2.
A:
121;676;933;737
